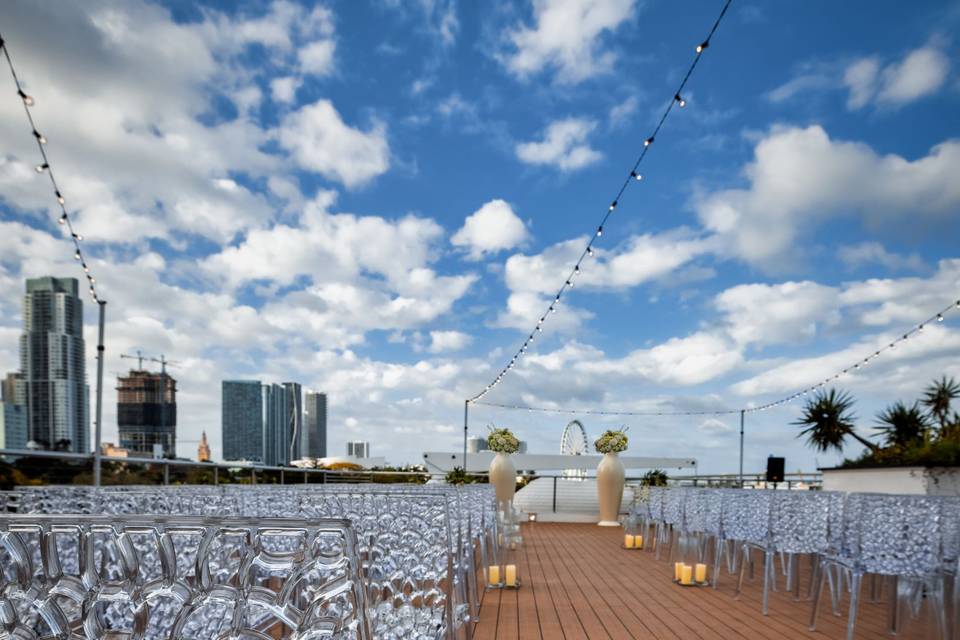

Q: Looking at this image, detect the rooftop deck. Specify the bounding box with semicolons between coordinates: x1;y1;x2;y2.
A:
475;523;933;640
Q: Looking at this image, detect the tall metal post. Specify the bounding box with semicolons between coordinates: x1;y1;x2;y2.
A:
93;300;106;487
738;409;745;489
462;400;469;471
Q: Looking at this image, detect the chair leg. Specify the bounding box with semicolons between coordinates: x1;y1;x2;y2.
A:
846;572;862;640
712;537;722;589
809;557;826;631
762;550;773;615
736;544;749;600
887;575;899;635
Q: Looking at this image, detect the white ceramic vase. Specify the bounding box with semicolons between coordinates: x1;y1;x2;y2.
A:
489;452;517;505
596;452;625;526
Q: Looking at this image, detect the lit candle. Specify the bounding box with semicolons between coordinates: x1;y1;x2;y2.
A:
624;534;635;548
488;565;500;585
505;564;517;587
680;564;693;585
635;535;644;549
674;562;683;581
695;563;708;583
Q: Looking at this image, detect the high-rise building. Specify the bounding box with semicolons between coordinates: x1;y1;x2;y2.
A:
197;431;211;462
222;380;302;466
1;372;21;403
346;441;370;458
222;380;263;463
302;392;327;458
0;402;27;451
466;436;488;454
116;370;177;457
18;277;88;452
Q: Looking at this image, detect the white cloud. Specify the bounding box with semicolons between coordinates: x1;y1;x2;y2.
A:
501;0;636;84
270;76;302;103
428;330;472;353
505;231;712;295
278;100;390;188
515;118;602;171
695;125;960;267
716;281;841;348
843;57;880;109
452;199;529;260
844;45;950;109
299;40;336;75
838;242;924;272
608;95;638;127
382;0;459;46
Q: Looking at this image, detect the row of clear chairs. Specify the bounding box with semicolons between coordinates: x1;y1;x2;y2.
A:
0;514;370;639
3;483;499;640
631;487;956;640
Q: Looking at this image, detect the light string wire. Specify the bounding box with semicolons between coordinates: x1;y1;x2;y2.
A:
472;298;960;417
0;33;102;302
467;0;733;403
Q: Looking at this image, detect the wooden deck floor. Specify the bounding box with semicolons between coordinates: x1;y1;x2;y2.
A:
473;523;937;640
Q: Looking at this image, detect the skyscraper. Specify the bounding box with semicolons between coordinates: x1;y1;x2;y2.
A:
197;431;211;462
18;277;88;452
302;392;327;458
346;441;370;458
117;369;177;457
0;402;27;451
222;380;263;463
222;380;302;465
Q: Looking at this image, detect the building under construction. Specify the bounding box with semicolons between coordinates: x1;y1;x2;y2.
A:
116;370;177;457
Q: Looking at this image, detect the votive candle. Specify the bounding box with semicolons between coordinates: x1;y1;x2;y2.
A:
624;534;635;548
635;535;644;549
695;563;708;583
680;564;693;585
488;565;501;585
674;562;683;581
505;564;517;587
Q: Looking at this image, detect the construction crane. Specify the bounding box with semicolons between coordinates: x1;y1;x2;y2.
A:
119;351;181;456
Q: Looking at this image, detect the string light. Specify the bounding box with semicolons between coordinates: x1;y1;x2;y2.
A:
2;32;103;303
472;299;959;417
466;0;733;404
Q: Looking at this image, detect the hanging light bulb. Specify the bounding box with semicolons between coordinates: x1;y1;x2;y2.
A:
82;263;89;273
587;247;594;257
58;213;67;225
72;233;82;241
574;265;580;274
18;90;34;106
634;172;643;181
33;130;46;144
609;200;617;212
35;163;49;173
566;280;572;288
918;324;925;333
696;40;710;53
74;249;81;260
674;93;686;107
644;137;654;147
56;191;65;205
596;226;603;237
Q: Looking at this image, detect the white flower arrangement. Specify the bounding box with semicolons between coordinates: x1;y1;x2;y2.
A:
487;427;521;454
594;428;629;454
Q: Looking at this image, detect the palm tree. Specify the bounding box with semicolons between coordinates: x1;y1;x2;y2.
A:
794;388;877;454
875;401;928;448
922;376;960;432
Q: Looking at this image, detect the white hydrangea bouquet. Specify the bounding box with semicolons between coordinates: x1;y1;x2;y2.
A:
487;427;520;454
594;428;629;454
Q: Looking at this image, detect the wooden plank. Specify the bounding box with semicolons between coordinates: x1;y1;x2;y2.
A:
472;522;933;640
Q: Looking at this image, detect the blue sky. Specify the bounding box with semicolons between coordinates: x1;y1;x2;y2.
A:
0;0;958;473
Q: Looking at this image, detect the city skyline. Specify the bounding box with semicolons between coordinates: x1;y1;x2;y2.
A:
0;1;958;471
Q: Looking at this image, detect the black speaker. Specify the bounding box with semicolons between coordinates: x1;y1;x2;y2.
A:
766;456;785;483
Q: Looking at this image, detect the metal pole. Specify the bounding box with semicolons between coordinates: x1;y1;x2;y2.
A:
93;300;106;487
738;409;745;489
462;400;469;471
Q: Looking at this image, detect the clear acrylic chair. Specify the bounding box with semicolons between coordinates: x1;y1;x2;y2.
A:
809;492;948;640
0;514;371;639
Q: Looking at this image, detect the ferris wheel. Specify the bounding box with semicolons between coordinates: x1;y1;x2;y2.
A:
560;420;589;479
